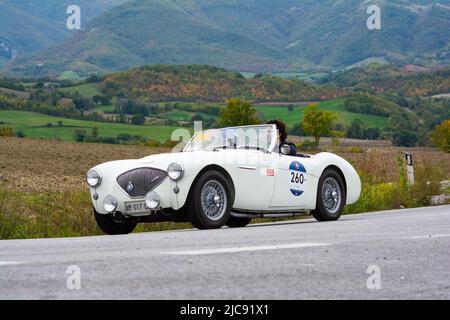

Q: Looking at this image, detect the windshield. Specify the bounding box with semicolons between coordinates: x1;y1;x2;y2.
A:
183;125;277;153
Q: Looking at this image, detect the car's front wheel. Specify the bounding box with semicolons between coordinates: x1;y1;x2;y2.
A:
312;169;346;221
187;170;233;229
94;209;137;235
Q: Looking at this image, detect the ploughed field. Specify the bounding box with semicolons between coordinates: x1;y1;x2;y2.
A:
0;137;449;239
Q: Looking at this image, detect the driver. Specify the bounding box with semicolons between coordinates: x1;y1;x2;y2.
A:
267;120;297;156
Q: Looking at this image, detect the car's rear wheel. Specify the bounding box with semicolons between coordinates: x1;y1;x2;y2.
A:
187;170;233;229
226;216;251;228
94;209;137;235
312;169;346;222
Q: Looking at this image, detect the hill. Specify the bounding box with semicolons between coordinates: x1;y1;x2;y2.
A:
319;64;450;97
0;0;127;64
7;0;450;77
100;65;345;102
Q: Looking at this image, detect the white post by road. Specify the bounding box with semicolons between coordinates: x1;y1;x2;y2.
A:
405;153;414;186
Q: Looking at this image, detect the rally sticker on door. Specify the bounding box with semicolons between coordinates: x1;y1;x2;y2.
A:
289;161;306;196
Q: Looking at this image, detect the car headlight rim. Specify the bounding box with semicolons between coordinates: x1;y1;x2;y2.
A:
167;163;184;181
87;169;102;187
103;195;118;213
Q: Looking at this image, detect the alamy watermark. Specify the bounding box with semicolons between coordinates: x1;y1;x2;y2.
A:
366;265;381;290
367;5;381;30
66;5;81;30
66;265;81;290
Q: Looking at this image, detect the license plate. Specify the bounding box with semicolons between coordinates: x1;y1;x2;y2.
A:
124;201;149;214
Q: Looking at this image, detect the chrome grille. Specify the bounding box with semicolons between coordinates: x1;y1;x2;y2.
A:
117;168;167;197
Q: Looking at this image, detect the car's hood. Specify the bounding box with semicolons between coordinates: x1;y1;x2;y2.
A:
91;152;181;177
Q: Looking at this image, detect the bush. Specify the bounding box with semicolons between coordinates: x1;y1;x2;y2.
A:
392;130;419;147
145;139;162;147
430;120;450;153
161;140;179;148
73;129;87;142
0;126;14;137
131;114;146;125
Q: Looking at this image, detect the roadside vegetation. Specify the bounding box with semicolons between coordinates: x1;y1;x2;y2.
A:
0;137;448;240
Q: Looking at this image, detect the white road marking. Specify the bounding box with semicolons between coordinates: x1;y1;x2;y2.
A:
164;242;331;256
0;261;25;266
407;233;450;240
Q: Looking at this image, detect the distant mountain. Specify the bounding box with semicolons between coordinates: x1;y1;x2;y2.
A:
6;0;450;77
0;0;127;63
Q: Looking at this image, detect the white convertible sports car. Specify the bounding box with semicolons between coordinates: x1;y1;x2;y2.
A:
86;124;361;234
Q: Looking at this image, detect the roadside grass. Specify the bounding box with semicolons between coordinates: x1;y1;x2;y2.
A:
344;156;449;214
0;188;192;239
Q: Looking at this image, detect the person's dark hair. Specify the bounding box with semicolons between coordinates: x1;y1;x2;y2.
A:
267;119;287;142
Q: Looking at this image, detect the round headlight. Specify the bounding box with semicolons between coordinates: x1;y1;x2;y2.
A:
87;170;102;187
145;191;161;210
167;163;184;181
103;195;118;213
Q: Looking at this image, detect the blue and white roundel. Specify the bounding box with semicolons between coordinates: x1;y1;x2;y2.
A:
289;161;306;196
289;161;306;173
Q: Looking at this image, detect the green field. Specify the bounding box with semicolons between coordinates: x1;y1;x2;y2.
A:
0;111;180;142
0;98;388;143
154;99;388;129
160;111;194;122
92;105;115;113
57;71;85;81
256;99;388;128
60;83;101;98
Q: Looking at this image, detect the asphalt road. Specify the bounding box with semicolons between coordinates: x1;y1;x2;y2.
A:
1;205;450;300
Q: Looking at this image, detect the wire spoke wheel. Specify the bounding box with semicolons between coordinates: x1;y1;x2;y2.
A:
200;180;227;221
321;177;342;214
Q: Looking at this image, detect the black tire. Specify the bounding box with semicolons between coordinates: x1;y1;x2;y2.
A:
94;209;137;235
226;216;251;228
312;168;346;222
187;170;233;230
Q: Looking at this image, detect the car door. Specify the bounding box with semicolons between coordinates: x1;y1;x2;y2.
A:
269;154;311;209
229;150;278;211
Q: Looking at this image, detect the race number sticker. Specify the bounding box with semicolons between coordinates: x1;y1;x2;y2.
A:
289;161;306;196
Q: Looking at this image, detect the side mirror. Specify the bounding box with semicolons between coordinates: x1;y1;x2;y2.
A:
280;144;291;155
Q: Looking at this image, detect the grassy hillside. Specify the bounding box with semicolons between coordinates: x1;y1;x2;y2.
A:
60;82;101;98
0;110;179;142
257;100;388;129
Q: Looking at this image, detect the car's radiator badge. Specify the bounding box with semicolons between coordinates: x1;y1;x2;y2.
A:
126;181;134;193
